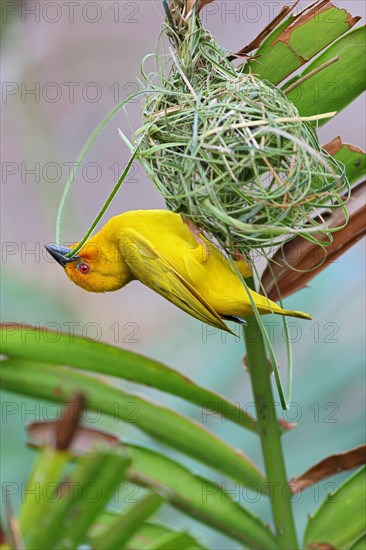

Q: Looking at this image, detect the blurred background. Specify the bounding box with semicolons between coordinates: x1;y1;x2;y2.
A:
1;1;365;547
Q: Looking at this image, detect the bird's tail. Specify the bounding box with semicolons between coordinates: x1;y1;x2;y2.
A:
251;292;312;320
278;309;312;320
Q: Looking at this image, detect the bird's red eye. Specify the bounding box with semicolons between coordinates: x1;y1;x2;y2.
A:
77;263;90;274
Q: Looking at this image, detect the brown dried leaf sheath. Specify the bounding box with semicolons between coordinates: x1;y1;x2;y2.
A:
54;393;86;450
0;524;6;545
261;179;366;301
183;0;216;14
27;421;120;455
290;445;366;494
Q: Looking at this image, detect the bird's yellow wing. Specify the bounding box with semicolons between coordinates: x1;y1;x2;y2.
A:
121;230;233;333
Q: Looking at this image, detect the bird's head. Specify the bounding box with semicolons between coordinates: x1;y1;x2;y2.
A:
45;233;133;292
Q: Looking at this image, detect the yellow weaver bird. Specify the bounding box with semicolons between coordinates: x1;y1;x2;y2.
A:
46;210;311;332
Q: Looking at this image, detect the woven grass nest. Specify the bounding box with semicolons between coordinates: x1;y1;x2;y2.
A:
135;8;348;258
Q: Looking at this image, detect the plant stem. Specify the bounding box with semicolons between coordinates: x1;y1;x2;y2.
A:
243;282;298;550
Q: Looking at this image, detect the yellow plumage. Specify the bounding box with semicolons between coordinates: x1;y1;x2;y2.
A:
50;210;311;332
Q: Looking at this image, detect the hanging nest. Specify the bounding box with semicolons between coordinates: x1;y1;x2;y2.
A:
135;3;348;258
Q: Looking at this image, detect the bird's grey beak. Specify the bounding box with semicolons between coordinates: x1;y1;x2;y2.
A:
45;244;79;268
